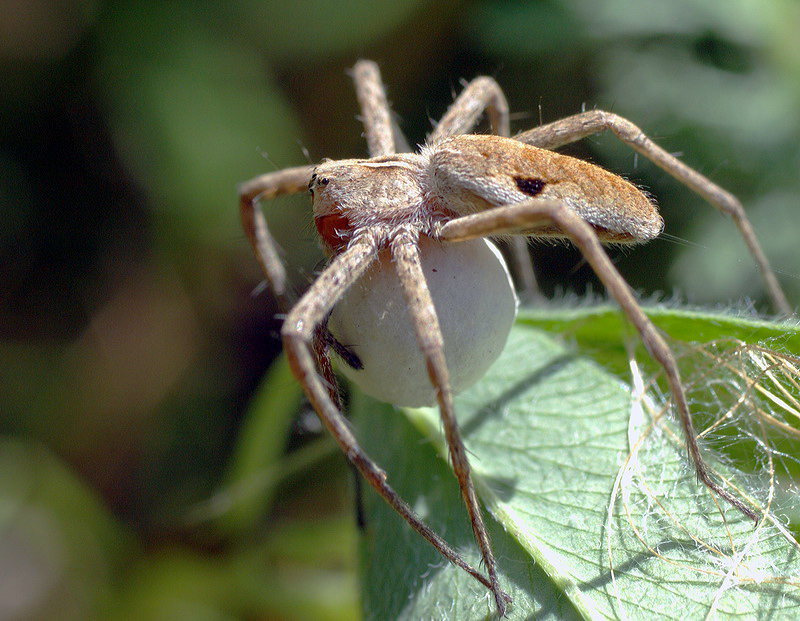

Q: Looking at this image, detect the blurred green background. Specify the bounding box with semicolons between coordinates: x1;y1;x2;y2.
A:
1;0;799;619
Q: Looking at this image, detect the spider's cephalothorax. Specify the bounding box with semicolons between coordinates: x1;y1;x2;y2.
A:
309;153;438;253
239;60;788;616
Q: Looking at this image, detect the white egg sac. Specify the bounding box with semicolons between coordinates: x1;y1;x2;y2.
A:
328;236;518;407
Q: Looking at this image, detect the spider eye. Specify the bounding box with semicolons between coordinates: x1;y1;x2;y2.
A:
308;173;329;196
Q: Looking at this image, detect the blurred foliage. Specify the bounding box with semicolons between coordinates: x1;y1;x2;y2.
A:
1;0;799;619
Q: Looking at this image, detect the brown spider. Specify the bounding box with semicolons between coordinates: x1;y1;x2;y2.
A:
239;60;790;616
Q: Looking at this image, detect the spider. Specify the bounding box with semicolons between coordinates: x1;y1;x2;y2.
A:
238;60;790;616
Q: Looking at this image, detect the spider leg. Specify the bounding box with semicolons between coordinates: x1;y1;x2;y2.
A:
324;326;363;370
439;200;760;523
429;76;510;142
516;110;791;315
431;75;541;300
240;165;360;521
507;236;542;304
313;317;370;530
351;60;401;157
238;165;314;304
390;229;510;615
281;234;508;608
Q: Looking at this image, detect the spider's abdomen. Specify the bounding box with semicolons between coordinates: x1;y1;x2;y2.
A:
426;134;664;244
328;236;517;407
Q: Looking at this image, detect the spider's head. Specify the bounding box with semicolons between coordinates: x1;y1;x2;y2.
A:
309;155;425;254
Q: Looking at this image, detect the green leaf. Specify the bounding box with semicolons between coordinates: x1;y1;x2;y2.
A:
519;304;800;378
214;353;304;536
353;308;800;619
